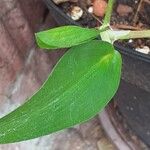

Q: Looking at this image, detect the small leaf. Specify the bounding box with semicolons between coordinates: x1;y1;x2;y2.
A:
35;26;99;49
36;36;57;49
0;40;122;143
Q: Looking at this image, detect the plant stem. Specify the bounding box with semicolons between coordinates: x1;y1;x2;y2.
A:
133;0;143;24
100;29;150;44
99;25;110;33
103;0;115;25
112;30;150;40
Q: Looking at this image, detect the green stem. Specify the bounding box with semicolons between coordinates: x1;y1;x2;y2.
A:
115;30;150;40
99;25;110;33
100;29;150;44
110;30;150;41
103;0;115;25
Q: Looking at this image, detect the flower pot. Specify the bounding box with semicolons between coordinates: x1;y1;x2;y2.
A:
99;80;150;149
43;0;150;148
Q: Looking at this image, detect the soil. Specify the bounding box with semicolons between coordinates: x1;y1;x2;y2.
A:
58;0;150;55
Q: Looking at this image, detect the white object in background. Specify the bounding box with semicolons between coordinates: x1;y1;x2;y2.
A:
68;6;83;21
135;46;150;54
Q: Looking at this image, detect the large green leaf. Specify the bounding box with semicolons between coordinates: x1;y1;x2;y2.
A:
0;40;122;143
35;26;99;49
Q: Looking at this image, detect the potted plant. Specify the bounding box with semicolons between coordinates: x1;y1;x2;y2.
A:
43;0;150;148
0;0;149;148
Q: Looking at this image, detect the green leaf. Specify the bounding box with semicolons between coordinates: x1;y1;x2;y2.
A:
36;36;57;49
35;26;99;49
0;40;122;143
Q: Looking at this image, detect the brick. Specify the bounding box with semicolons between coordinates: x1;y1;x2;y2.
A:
10;47;64;104
0;0;17;18
41;12;58;30
34;49;65;83
10;67;41;104
2;2;34;58
0;21;23;95
9;48;48;104
19;0;47;31
30;49;54;83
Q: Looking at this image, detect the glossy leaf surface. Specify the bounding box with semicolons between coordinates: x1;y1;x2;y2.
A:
0;40;122;143
35;26;99;49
